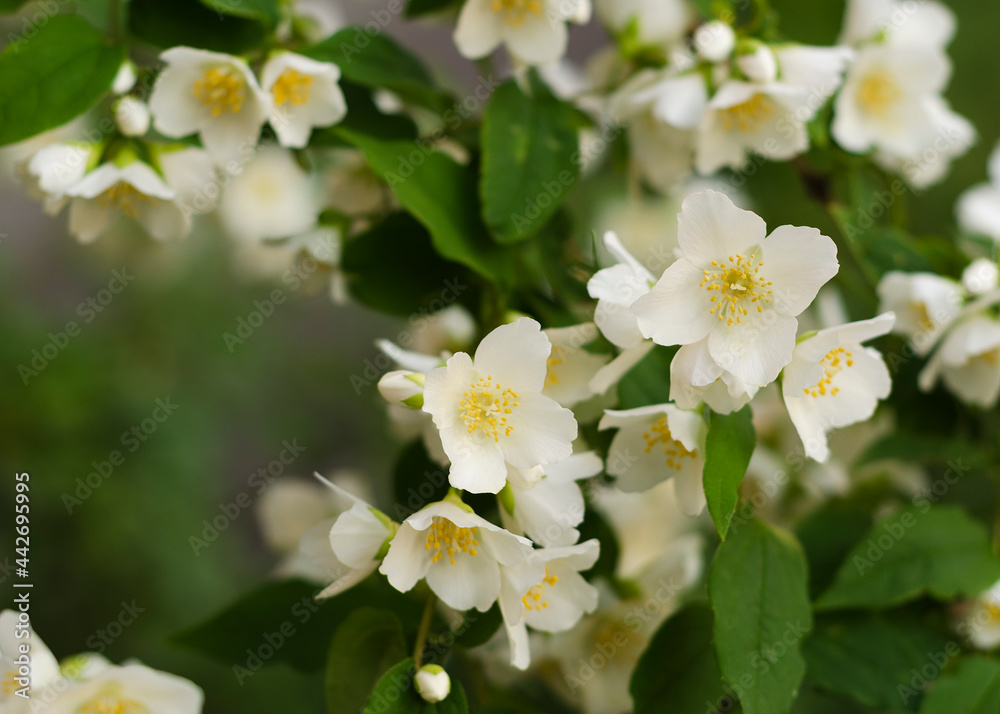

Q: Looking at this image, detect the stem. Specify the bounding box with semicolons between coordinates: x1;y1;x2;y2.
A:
413;593;437;668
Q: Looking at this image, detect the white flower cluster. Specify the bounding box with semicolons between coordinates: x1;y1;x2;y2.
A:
0;610;201;713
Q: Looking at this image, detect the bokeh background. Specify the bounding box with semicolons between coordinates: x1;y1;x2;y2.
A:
1;0;998;710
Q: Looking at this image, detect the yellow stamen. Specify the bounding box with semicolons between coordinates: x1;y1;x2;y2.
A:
192;66;246;117
642;416;698;471
700;253;773;326
491;0;543;26
458;374;519;442
856;71;901;117
97;181;156;218
803;347;853;398
720;94;774;133
272;68;313;106
522;568;559;611
424;517;479;565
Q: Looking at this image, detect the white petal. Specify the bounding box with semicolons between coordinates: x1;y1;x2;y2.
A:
760;224;839;316
502;391;577;469
379;522;433;593
502;12;568;66
958;185;1000;240
454;0;503;60
708;310;798;386
475;318;550;392
330;503;389;568
632;259;717;346
426;546;501;611
589;340;654;394
676;190;767;268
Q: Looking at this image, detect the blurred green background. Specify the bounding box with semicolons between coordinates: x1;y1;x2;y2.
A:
1;0;998;711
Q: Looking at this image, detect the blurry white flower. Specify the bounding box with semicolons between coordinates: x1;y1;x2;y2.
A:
542;324;609;407
219;145;319;242
454;0;591;65
919;314;1000;409
149;47;270;162
65;159;189;242
737;44;778;83
500;451;602;547
415;665;451;703
588;231;654;350
957;141;1000;242
324;149;388;216
599;403;706;515
154;145;220;215
839;0;956;50
498;540;600;669
18;142;93;214
43;663;202;714
594;0;692;50
782;313;895;462
261;52;347;149
963;579;1000;650
632;190;839;387
877;271;963;355
113;97;151;137
0;610;59;708
380;499;534;611
694;21;735;62
962;259;1000;297
422;318;577;494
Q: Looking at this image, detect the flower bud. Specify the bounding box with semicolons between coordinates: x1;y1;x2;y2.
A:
112;61;138;95
414;665;450;703
694;21;735;62
962;258;1000;296
378;370;425;408
737;44;778;83
114;97;151;137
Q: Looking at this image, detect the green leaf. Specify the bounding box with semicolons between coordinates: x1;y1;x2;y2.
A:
631;604;740;714
365;658;469;714
334;129;509;284
709;518;812;714
0;0;29;12
304;29;449;112
919;657;1000;714
796;501;873;599
479;78;579;243
326;608;408;714
322;81;419;142
703;405;756;540
198;0;282;26
802;612;952;711
615;345;675;410
173;578;422;672
341;212;477;317
0;15;124;147
129;0;268;52
815;506;1000;611
854;432;992;470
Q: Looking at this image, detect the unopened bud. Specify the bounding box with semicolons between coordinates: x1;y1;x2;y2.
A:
737;44;778;83
114;97;151;137
415;665;450;703
694;21;735;62
962;258;999;296
378;370;425;408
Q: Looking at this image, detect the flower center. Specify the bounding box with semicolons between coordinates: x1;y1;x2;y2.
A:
545;346;566;386
642;417;698;471
98;181;156;218
80;696;147;713
700;253;773;326
2;670;17;695
272;69;313;107
425;517;479;564
803;347;853;398
522;568;559;611
192;66;246;117
856;72;900;117
720;94;774;133
459;375;519;442
491;0;543;26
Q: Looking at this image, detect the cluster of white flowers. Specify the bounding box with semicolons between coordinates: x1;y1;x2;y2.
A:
0;610;201;713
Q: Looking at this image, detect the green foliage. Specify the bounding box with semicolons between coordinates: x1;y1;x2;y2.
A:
802;611;951;711
631;604;739;714
0;15;124;146
129;0;269;52
198;0;282;26
854;432;994;470
325;81;419;142
405;0;462;17
304;28;450;112
703;406;756;540
341;212;477;317
326;608;409;714
796;501;873;599
919;657;1000;714
615;345;675;409
173;578;423;673
452;604;503;649
816;506;1000;611
480;77;580;243
364;658;469;714
709;518;812;714
0;0;29;12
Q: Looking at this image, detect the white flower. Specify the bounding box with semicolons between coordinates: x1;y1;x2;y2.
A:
454;0;591;66
0;610;59;708
840;0;956;50
542;324;609;407
588;231;654;350
963;579;1000;650
499;451;602;547
693;21;736;62
323;149;389;217
963;259;1000;297
43;663;202;714
631;190;839;387
65;160;189;242
257;476;346;555
781;313;895;462
153;145;220;215
261;52;347;149
877;271;963;355
957;141;1000;242
414;665;451;703
737;44;778;83
113;96;151;137
218;145;320;242
499;540;600;669
19;143;93;214
380;500;534;612
599;403;706;515
919;315;1000;409
594;0;691;50
149;47;270;163
669;337;757;414
422;318;577;494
